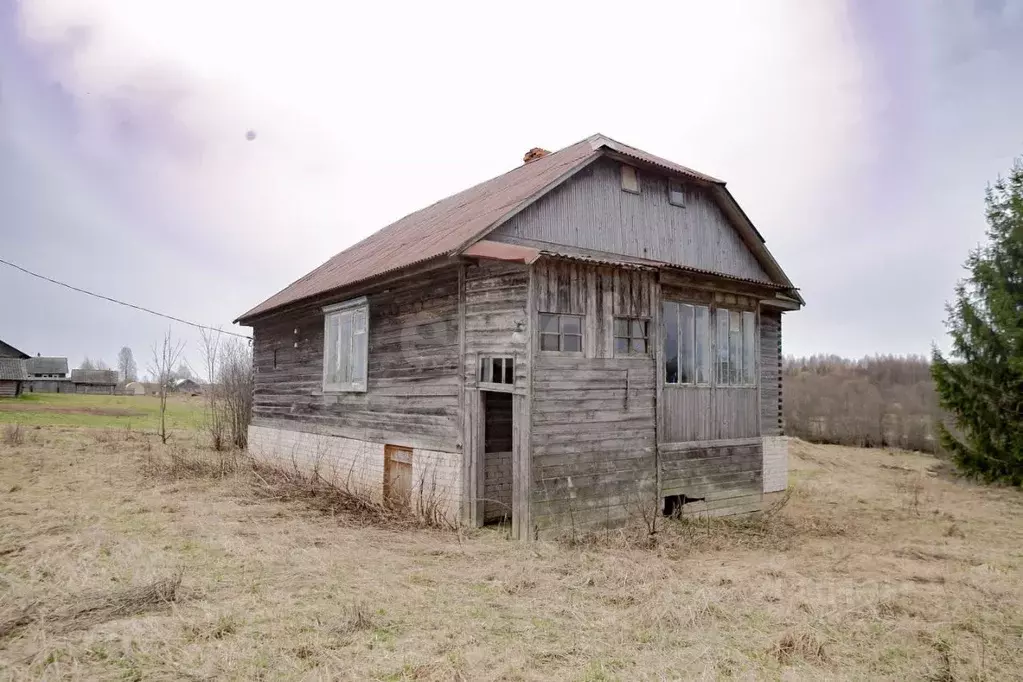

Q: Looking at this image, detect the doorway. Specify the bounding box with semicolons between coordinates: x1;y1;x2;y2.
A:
482;391;514;525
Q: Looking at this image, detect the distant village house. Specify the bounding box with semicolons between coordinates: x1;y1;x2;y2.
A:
70;369;119;395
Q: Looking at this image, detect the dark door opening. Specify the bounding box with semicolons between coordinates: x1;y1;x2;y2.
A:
482;391;514;525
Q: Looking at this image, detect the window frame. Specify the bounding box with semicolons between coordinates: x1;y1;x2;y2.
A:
614;317;651;356
668;179;686;207
322;296;369;393
478;355;516;388
714;307;758;388
621;164;640;194
538;313;584;354
663;301;712;386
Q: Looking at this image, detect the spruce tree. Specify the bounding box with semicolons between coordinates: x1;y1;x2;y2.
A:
931;159;1023;485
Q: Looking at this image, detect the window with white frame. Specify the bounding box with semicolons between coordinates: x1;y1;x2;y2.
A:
715;308;756;386
322;297;368;392
539;313;583;352
663;301;711;384
614;318;650;355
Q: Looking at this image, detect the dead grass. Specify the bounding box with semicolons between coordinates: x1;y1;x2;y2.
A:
1;431;1021;680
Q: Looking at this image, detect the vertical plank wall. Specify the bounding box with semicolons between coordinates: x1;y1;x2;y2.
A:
493;157;771;283
760;310;783;437
529;259;658;535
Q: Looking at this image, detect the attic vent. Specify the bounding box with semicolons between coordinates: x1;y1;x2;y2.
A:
523;147;550;164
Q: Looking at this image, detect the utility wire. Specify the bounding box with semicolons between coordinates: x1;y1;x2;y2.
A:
0;257;251;340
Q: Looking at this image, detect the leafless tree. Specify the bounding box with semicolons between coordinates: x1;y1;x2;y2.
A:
96;359;110;371
199;329;227;450
117;346;138;383
149;330;186;444
80;357;96;370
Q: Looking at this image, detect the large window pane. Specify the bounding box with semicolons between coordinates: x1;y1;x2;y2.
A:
540;314;559;333
716;309;730;385
695;306;710;384
561;315;582;335
325;313;340;383
729;310;742;385
563;335;582;352
663;302;678;384
338;311;353;384
540;334;560;351
679;304;694;383
743;311;756;385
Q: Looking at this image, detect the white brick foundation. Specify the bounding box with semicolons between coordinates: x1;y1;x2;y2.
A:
248;424;463;521
762;436;789;493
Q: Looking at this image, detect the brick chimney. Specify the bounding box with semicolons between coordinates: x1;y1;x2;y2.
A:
523;147;550;164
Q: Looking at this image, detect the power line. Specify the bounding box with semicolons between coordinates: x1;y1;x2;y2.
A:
0;257;251;340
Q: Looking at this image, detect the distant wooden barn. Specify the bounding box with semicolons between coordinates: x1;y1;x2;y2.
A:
236;135;802;539
26;356;69;379
174;378;203;395
71;369;118;395
0;358;28;398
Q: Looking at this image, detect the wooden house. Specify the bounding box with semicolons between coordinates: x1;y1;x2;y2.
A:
0;340;29;360
26;356;69;379
0;358;28;398
235;135;802;539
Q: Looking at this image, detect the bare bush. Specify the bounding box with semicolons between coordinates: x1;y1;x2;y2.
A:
784;354;944;453
197;330;253;451
3;423;24;446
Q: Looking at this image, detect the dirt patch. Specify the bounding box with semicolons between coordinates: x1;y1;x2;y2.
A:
0;403;146;417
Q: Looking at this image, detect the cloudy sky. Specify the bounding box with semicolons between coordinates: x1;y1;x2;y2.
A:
2;0;1022;373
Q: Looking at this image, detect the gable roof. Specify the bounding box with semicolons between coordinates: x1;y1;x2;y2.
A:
237;134;799;322
0;358;28;381
0;340;29;359
26;357;69;376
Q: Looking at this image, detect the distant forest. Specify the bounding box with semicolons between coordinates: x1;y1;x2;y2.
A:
783;355;942;453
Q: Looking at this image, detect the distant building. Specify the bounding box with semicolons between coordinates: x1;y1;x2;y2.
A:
26;356;69;379
0;339;29;359
0;358;28;397
125;381;145;396
71;369;119;395
174;378;203;395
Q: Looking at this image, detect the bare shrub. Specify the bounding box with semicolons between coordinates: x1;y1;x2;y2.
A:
772;630;829;665
0;573;182;641
198;330;253;451
142;445;240;480
3;423;24;446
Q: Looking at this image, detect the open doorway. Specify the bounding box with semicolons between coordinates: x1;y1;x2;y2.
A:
482;391;514;525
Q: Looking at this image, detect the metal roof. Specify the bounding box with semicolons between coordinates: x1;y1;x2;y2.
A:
26;357;69;376
237;134;796;322
0;358;27;381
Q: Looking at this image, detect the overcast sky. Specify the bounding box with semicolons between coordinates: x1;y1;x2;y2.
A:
2;0;1022;373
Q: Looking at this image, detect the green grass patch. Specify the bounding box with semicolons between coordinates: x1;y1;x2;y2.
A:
0;392;204;431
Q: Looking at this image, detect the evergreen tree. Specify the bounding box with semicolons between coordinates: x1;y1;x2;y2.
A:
932;159;1023;485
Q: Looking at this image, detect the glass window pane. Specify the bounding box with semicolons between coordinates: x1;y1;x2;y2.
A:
695;306;710;384
631;339;646;354
561;315;582;335
540;334;560;351
338;311;353;384
679;304;694;383
492;357;502;384
743;312;756;385
563;335;582;352
729;310;742;385
325;313;340;383
479;357;487;382
540;313;559;333
351;328;367;382
716;309;730;385
504;358;515;384
631;319;646;338
663;302;678;383
615;337;629;354
614;318;628;337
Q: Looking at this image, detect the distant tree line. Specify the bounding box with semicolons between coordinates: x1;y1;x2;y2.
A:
783;354;943;453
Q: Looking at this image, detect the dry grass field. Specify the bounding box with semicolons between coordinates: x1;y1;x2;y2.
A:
1;425;1021;681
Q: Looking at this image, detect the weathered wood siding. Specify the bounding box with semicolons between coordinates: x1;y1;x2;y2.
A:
659;439;763;516
252;266;461;452
494;157;770;282
0;380;20;398
760;310;783;436
463;261;529;388
661;388;760;442
529;259;658;534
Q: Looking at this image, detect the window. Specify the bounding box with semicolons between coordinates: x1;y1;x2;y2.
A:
614;318;650;354
479;356;515;385
668;179;686;207
539;313;583;352
716;308;757;386
621;164;640;193
322;297;368;392
663;301;710;384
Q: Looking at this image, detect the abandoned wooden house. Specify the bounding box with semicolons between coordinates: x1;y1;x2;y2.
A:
0;358;28;398
70;369;118;395
236;134;802;539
